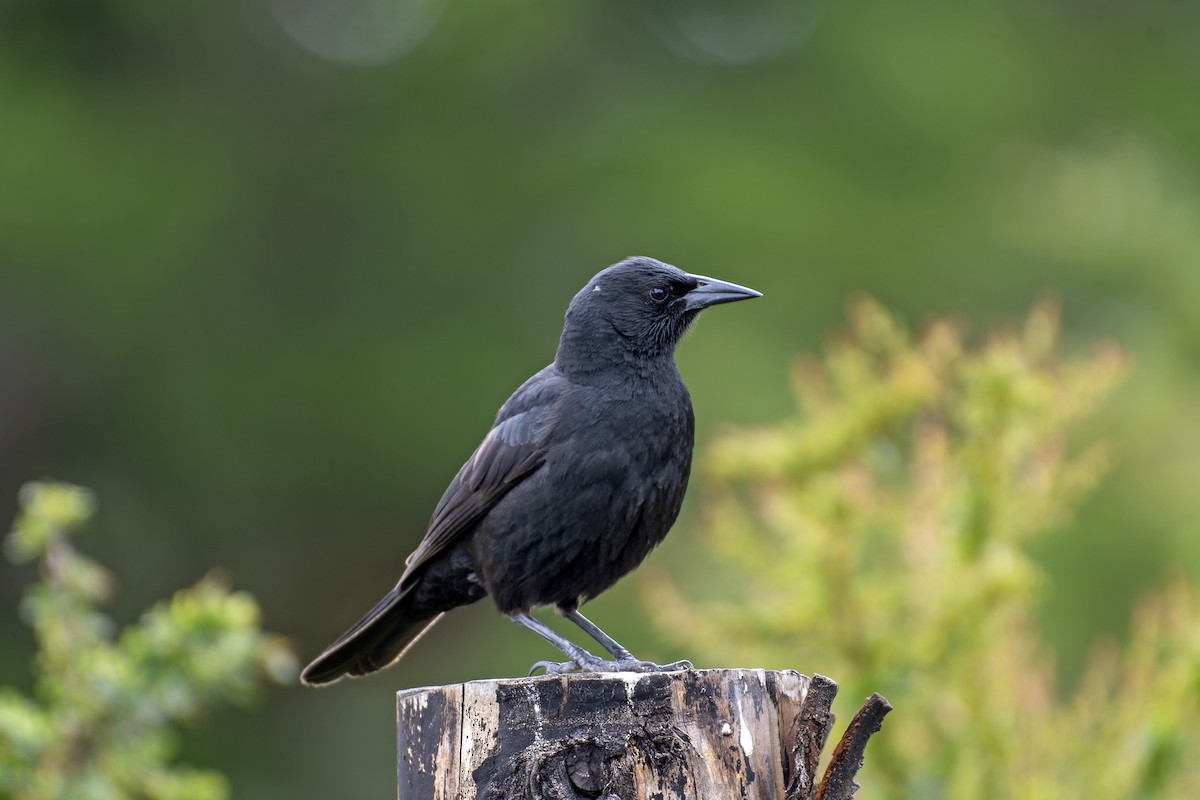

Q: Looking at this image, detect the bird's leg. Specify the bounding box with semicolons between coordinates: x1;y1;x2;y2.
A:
510;614;610;676
561;609;693;673
561;608;633;659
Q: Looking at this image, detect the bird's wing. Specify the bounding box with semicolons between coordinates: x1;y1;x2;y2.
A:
396;375;558;588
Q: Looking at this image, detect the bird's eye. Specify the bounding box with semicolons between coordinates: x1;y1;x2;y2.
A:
649;287;669;303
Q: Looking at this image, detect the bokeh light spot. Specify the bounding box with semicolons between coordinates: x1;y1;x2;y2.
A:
270;0;445;66
643;0;827;65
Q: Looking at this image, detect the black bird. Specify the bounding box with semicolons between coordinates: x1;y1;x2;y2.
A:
301;256;760;686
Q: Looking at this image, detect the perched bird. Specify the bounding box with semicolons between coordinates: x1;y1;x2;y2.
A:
301;256;760;686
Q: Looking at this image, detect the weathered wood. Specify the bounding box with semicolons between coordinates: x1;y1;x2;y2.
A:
815;692;892;800
786;673;839;800
397;669;889;800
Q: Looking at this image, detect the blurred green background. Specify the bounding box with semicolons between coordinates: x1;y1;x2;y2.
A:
2;0;1198;797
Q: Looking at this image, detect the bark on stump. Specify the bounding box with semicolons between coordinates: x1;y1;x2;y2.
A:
397;668;890;800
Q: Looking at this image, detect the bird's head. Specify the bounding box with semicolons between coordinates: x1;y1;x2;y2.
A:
556;256;761;374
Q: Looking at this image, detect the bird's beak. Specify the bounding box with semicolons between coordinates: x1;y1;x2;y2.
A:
682;274;763;311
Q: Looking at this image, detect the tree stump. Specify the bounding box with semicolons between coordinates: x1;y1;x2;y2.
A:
397;668;890;800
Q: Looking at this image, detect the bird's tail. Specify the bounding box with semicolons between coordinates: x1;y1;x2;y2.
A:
300;584;443;686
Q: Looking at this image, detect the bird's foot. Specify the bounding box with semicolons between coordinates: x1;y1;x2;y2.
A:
529;648;612;676
613;657;694;674
529;659;583;676
529;656;694;676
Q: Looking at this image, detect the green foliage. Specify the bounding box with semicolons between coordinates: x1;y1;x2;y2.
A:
648;300;1200;798
0;483;297;800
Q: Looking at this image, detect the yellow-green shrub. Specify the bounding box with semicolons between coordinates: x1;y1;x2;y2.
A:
649;299;1199;798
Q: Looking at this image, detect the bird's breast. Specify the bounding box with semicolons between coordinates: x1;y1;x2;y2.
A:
470;375;695;612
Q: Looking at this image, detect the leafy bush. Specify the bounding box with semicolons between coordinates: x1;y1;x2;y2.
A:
0;482;296;800
648;298;1200;798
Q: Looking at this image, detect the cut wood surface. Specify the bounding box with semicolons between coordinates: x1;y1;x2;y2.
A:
397;668;889;800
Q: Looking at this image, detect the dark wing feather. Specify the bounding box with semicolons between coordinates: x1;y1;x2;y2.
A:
397;376;558;588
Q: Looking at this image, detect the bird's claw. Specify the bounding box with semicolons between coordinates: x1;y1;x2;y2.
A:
613;657;694;674
529;659;585;676
529;657;695;676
